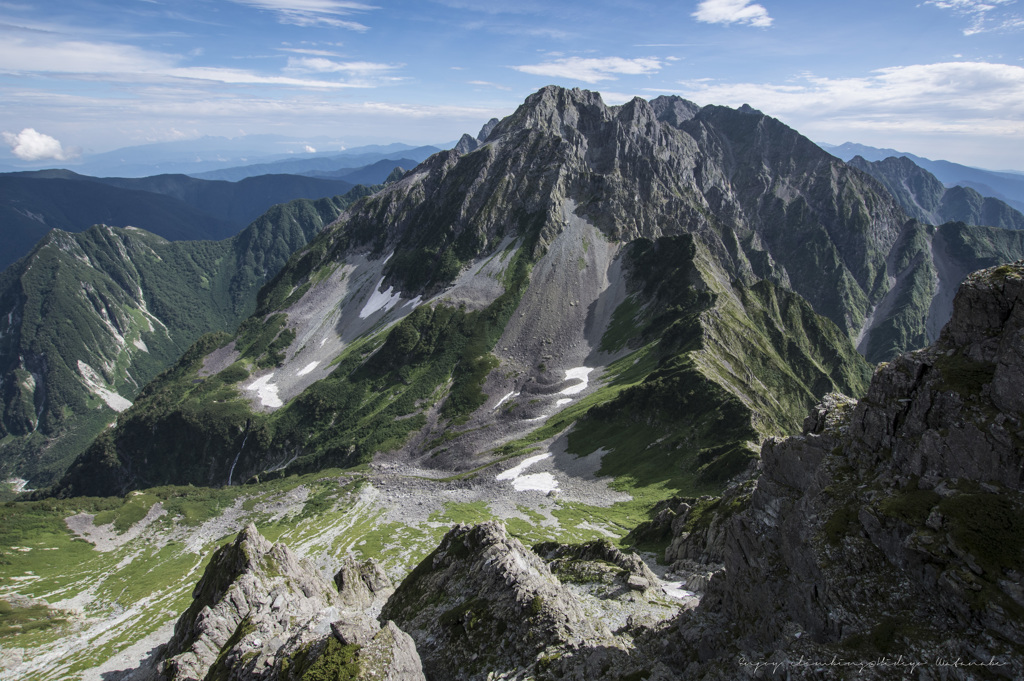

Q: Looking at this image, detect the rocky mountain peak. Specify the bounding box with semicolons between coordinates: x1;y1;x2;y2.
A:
488;85;611;141
648;94;700;127
159;523;343;679
156;522;425;680
476;116;500;142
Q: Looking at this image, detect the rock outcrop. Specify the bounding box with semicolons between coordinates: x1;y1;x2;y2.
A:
380;522;619;680
156;523;424;681
664;262;1024;679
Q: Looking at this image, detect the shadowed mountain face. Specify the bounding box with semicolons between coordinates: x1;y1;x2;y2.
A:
0;188;371;487
848;155;1024;231
45;87;1024;499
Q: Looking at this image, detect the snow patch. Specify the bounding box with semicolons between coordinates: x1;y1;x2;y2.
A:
558;366;593;396
133;338;148;352
510;473;558;492
496;453;559;492
358;277;402;319
555;398;572;407
247;374;283;408
296;361;319;377
5;477;33;493
661;581;696;600
493;391;517;410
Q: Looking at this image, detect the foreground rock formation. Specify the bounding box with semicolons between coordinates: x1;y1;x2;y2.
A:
156;523;423;681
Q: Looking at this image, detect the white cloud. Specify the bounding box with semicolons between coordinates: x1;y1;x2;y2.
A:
468;80;512;91
285;57;400;74
674;61;1024;135
512;57;662;83
276;47;347;57
2;128;73;160
0;37;171;74
923;0;1022;35
304;144;316;152
693;0;773;27
228;0;376;30
168;65;369;88
0;34;397;89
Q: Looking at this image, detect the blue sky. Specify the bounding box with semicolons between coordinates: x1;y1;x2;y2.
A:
2;0;1023;169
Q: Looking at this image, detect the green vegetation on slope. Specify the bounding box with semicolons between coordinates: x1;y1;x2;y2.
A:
51;230;540;497
0;190;364;487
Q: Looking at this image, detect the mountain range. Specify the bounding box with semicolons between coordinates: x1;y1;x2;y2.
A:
823;140;1024;212
0;157;419;271
0;136;442;179
1;87;1023;680
848;155;1024;231
41;87;1024;501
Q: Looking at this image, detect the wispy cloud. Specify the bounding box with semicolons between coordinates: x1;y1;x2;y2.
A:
693;0;773;28
0;33;396;89
276;47;348;57
461;20;569;39
468;80;511;90
675;61;1024;134
168;66;369;87
285;57;400;74
922;0;1023;35
228;0;377;30
2;127;75;160
0;36;170;74
512;57;662;83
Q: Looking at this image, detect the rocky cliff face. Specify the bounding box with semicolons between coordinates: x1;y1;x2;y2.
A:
380;522;614;679
662;261;1024;679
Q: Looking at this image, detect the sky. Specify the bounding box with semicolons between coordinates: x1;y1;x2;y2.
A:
2;0;1024;170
